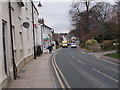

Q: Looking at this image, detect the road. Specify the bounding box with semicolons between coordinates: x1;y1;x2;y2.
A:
55;47;119;88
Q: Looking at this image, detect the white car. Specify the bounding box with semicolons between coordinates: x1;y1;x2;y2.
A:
71;43;77;48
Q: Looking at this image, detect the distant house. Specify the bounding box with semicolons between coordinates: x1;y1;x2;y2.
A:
42;24;53;50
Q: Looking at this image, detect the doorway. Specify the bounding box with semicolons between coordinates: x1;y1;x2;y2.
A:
2;21;8;76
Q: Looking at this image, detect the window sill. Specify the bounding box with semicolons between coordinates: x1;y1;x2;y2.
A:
20;47;23;51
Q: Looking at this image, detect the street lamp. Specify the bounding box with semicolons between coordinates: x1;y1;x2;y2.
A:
37;2;43;54
38;1;42;7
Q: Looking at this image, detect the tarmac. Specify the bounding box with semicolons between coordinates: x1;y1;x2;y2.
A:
8;49;60;88
81;49;120;64
91;50;120;64
7;48;119;89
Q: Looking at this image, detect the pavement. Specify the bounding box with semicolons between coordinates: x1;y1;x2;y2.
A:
91;50;120;64
8;49;60;88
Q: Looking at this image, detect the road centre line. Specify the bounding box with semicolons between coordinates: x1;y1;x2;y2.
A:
79;50;118;66
72;56;75;59
78;60;86;65
97;57;118;66
92;68;119;83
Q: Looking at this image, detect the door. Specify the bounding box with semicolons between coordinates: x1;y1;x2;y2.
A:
2;21;8;76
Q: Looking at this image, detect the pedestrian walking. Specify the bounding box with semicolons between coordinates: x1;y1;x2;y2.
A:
47;45;53;54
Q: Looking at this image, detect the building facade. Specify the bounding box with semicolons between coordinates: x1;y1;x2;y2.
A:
0;1;39;89
42;24;53;50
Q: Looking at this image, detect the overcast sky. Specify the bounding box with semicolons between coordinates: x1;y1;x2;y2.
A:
34;0;115;33
35;1;72;33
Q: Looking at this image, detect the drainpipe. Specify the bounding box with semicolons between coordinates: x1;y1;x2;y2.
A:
41;24;43;51
31;2;36;59
9;1;17;80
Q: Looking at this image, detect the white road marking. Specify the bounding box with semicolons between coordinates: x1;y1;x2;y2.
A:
92;68;119;83
72;56;75;59
78;60;86;65
97;57;118;66
80;51;86;53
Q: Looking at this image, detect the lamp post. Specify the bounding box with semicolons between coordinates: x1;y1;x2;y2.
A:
31;1;42;59
37;2;43;53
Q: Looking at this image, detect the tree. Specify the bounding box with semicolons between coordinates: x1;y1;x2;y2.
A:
114;0;120;53
69;0;96;42
69;1;113;42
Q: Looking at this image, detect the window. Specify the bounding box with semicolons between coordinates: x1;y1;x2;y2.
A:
19;32;23;50
12;26;16;51
2;20;8;76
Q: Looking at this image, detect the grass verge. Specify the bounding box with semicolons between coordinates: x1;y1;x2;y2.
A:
104;53;120;60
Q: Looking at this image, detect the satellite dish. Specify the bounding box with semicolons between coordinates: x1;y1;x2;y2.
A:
22;22;30;28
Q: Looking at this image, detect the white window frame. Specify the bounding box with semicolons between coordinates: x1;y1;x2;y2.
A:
12;26;16;51
19;32;23;50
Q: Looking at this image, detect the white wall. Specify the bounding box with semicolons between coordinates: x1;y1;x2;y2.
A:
0;2;35;86
0;2;43;88
1;2;11;83
42;26;52;49
0;2;5;84
22;2;33;59
36;24;42;46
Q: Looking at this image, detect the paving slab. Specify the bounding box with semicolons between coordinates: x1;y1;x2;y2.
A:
8;49;59;88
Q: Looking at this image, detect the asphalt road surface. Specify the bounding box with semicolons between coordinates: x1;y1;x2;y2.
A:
55;47;119;88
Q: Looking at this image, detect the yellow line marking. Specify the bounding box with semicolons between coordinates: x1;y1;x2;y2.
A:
52;48;72;89
54;49;72;89
52;54;65;88
54;54;71;88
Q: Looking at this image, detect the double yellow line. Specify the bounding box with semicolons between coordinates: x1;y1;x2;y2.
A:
52;49;71;89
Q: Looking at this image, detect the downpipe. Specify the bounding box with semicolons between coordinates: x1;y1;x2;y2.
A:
9;1;17;80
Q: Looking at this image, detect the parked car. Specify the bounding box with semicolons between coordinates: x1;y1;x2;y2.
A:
71;43;77;48
68;43;71;46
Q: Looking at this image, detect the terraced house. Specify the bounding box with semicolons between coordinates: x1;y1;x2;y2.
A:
0;1;39;89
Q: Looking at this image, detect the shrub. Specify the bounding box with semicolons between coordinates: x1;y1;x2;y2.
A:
103;40;112;45
100;40;113;50
111;39;118;44
86;39;98;45
80;43;86;48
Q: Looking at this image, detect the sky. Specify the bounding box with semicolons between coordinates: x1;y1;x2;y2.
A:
34;0;116;33
35;0;73;33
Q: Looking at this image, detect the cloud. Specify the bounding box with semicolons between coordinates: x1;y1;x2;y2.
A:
37;2;71;33
35;0;116;33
